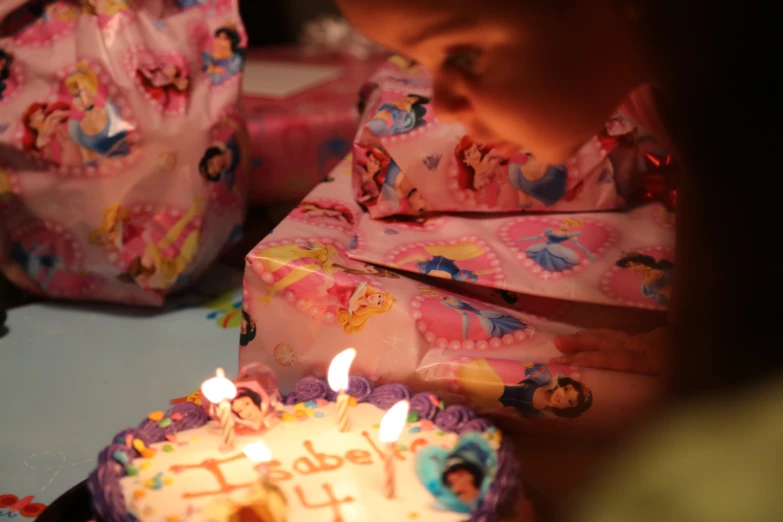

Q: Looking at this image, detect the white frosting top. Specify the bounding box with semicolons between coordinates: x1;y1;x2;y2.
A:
120;402;466;521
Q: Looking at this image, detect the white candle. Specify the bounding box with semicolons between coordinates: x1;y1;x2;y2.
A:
244;441;272;483
379;400;409;499
201;368;238;452
327;348;356;433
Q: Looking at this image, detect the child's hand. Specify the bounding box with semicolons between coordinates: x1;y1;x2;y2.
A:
551;327;669;375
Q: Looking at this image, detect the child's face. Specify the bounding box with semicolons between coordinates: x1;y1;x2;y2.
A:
338;0;643;165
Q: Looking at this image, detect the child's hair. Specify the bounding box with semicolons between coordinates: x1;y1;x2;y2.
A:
336;285;395;334
239;308;257;347
199;146;224;182
549;376;593;419
616;252;674;270
233;386;262;408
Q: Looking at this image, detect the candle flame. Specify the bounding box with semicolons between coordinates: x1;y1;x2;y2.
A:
379;400;409;443
327;348;356;392
201;368;237;403
243;441;272;463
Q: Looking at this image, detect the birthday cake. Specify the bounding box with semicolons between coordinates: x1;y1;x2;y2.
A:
88;367;519;522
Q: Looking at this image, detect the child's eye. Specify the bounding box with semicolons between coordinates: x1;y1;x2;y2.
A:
444;47;483;77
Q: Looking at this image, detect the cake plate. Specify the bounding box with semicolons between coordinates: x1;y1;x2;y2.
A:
36;480;96;522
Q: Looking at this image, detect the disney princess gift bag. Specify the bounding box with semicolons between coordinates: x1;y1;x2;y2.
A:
0;0;248;305
352;56;668;219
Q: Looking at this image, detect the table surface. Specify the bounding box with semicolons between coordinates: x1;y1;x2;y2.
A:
0;265;243;518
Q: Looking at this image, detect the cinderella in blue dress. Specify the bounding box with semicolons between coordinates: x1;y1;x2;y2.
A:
68;100;130;160
508;163;568;206
416;257;478;283
516;228;593;272
440;295;526;340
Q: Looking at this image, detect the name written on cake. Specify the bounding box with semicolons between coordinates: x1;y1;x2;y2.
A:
265;430;428;482
170;431;436;522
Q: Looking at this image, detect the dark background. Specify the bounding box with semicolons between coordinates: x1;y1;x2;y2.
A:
239;0;341;48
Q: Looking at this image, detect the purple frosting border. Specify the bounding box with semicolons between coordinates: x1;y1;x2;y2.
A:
89;379;518;522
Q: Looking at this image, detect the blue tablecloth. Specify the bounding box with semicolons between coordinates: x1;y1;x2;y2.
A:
0;265;243;519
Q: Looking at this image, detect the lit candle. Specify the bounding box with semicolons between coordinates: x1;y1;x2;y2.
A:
327;348;356;432
201;368;238;452
379;400;409;499
244;441;272;483
242;441;288;522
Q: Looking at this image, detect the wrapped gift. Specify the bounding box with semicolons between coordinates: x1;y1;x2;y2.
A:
0;0;248;305
351;56;669;219
242;48;388;206
241;156;666;433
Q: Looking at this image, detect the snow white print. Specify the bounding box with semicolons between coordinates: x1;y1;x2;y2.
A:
515;218;594;272
457;360;593;419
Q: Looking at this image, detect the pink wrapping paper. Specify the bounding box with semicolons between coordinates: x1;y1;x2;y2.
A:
0;0;248;305
352;56;668;219
243;49;388;206
241;156;664;433
349;199;676;310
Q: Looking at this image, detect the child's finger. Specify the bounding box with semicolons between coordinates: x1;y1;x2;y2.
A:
553;329;629;353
